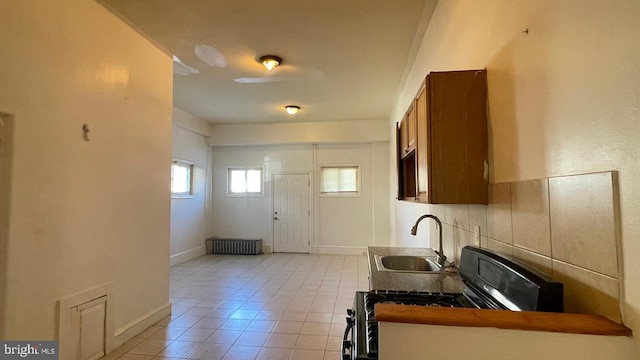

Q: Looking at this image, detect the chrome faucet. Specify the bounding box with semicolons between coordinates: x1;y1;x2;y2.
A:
411;214;447;267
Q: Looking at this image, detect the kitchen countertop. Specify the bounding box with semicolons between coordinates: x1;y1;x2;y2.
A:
375;304;632;336
367;246;465;293
376;308;634;360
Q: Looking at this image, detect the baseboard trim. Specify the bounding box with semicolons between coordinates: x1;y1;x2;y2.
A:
262;244;273;254
312;246;366;255
170;245;206;266
113;302;172;349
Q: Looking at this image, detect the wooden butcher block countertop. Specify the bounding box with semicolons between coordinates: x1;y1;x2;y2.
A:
375;304;632;336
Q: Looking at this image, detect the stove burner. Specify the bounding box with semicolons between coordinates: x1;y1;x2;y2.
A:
364;290;463;309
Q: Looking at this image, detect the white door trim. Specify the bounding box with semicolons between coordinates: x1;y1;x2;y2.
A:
271;172;313;253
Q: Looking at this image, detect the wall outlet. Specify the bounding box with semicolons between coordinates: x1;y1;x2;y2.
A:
473;225;481;246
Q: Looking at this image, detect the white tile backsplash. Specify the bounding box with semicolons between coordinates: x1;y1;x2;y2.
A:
487;182;513;244
552;260;621;323
511;179;552;256
435;171;621;322
549;172;619;278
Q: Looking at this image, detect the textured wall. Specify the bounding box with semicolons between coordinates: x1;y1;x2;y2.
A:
0;0;173;340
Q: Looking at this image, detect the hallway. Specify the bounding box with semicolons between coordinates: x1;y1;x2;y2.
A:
106;253;369;359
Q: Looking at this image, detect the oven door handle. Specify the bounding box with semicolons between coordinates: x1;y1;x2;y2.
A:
342;315;354;360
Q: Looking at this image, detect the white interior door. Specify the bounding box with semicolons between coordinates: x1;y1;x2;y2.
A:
273;173;310;253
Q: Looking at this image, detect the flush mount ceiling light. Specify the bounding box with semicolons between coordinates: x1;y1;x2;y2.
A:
285;105;300;115
259;55;282;71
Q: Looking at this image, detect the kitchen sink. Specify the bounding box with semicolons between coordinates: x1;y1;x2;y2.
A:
375;255;443;273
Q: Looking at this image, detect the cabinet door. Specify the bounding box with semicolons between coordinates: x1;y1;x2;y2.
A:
406;101;417;154
399;115;409;158
399;107;416;159
415;79;430;202
396;123;404;199
429;70;488;204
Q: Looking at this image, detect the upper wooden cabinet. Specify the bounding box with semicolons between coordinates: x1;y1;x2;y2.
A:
398;69;488;205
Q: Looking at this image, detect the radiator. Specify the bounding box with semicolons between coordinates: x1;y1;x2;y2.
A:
205;238;262;255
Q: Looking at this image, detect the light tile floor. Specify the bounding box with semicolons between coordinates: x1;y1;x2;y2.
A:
105;253;369;360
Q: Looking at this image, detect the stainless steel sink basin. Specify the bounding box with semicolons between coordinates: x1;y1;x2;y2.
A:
375;255;443;273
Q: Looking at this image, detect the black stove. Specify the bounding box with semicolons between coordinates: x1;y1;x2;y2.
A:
341;246;564;360
362;290;465;357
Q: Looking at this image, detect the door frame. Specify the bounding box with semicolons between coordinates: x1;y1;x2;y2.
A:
271;172;313;254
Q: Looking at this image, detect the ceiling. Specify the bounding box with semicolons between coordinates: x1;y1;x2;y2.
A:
99;0;437;124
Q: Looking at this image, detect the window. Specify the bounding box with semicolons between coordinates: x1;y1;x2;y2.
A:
171;160;194;198
227;166;264;196
320;166;359;194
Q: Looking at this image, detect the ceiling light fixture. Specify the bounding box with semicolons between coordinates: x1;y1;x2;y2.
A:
285;105;300;115
259;55;282;71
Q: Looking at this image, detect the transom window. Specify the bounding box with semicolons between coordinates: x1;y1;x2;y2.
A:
320;166;359;194
171;160;194;198
227;166;264;196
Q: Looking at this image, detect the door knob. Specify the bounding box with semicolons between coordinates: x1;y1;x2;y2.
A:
274;217;279;220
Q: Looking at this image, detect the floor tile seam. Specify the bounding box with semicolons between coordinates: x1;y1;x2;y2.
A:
127;338;176;357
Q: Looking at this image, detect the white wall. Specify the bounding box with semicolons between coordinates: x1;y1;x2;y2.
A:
171;109;212;265
0;0;173;346
211;145;313;252
371;143;391;246
389;0;640;351
209;119;389;146
210;143;389;254
314;144;389;253
380;322;636;360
